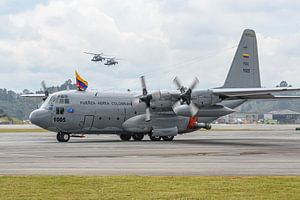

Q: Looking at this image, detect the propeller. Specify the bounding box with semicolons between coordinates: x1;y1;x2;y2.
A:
172;77;199;116
133;76;161;122
41;81;49;101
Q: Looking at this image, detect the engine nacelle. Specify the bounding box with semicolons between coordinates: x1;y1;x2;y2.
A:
193;90;221;107
173;104;234;117
172;104;192;117
122;115;151;133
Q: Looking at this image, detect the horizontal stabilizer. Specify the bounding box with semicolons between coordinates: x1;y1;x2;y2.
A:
213;87;300;100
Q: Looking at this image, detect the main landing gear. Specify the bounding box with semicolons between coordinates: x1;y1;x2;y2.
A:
120;134;132;141
148;133;174;141
120;134;145;141
132;134;144;141
56;132;70;142
119;133;174;141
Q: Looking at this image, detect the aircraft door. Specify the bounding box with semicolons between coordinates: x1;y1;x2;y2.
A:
81;115;95;131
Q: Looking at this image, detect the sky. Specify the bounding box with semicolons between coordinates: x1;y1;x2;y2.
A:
1;0;300;92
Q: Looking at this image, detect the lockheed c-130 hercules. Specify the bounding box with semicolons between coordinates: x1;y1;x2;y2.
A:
25;29;300;142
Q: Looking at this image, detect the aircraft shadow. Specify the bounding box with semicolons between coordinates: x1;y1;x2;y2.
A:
173;139;282;147
55;138;283;147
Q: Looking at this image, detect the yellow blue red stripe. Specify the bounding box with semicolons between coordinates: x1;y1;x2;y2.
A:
75;70;88;91
243;53;250;58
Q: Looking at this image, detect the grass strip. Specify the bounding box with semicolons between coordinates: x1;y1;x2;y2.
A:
0;176;300;200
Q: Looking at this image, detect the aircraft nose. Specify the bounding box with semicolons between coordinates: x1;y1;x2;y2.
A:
29;109;51;129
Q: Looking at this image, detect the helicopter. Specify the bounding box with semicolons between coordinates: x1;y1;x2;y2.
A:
84;52;120;66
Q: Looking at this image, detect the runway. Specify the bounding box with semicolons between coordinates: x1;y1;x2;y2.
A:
1;125;300;175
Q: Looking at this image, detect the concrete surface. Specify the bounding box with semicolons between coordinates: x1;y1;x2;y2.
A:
1;125;300;175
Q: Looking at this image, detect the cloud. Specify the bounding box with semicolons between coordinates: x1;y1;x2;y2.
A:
1;0;300;92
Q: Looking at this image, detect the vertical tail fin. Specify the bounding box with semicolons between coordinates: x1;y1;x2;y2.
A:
222;29;261;88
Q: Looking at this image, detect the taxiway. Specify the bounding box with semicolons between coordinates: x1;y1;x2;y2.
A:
1;125;300;175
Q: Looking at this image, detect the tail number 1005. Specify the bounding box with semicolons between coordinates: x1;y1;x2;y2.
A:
54;117;66;123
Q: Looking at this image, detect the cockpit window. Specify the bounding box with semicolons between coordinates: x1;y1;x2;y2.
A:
41;95;56;110
56;95;70;104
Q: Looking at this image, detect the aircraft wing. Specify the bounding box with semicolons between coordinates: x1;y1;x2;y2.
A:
212;87;300;100
20;94;46;98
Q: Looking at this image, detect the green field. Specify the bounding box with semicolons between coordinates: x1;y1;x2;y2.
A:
0;176;300;200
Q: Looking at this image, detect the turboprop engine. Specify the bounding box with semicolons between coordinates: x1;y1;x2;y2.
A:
171;77;222;117
172;77;200;117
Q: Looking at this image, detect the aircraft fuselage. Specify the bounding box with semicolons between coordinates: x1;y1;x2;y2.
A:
29;90;237;136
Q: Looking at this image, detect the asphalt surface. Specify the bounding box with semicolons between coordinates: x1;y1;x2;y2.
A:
1;125;300;175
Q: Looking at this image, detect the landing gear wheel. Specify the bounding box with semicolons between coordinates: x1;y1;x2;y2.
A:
56;132;70;142
162;136;174;141
56;133;61;142
132;134;144;141
120;134;132;141
205;123;212;130
148;133;161;141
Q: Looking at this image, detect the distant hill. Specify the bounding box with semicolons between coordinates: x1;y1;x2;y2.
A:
239;81;300;113
239;99;300;114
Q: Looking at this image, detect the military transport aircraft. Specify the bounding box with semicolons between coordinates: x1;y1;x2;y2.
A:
25;29;300;142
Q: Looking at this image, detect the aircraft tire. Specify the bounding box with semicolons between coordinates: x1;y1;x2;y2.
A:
162;136;174;141
205;123;212;130
132;134;144;141
120;134;131;141
57;132;70;142
148;133;161;141
56;133;61;142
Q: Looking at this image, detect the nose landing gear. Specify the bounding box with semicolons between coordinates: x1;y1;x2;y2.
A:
56;132;70;142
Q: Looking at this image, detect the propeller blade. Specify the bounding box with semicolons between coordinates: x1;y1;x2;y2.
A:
173;77;185;93
41;81;49;101
41;81;47;91
189;102;199;116
188;77;199;90
145;107;151;122
140;76;147;95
